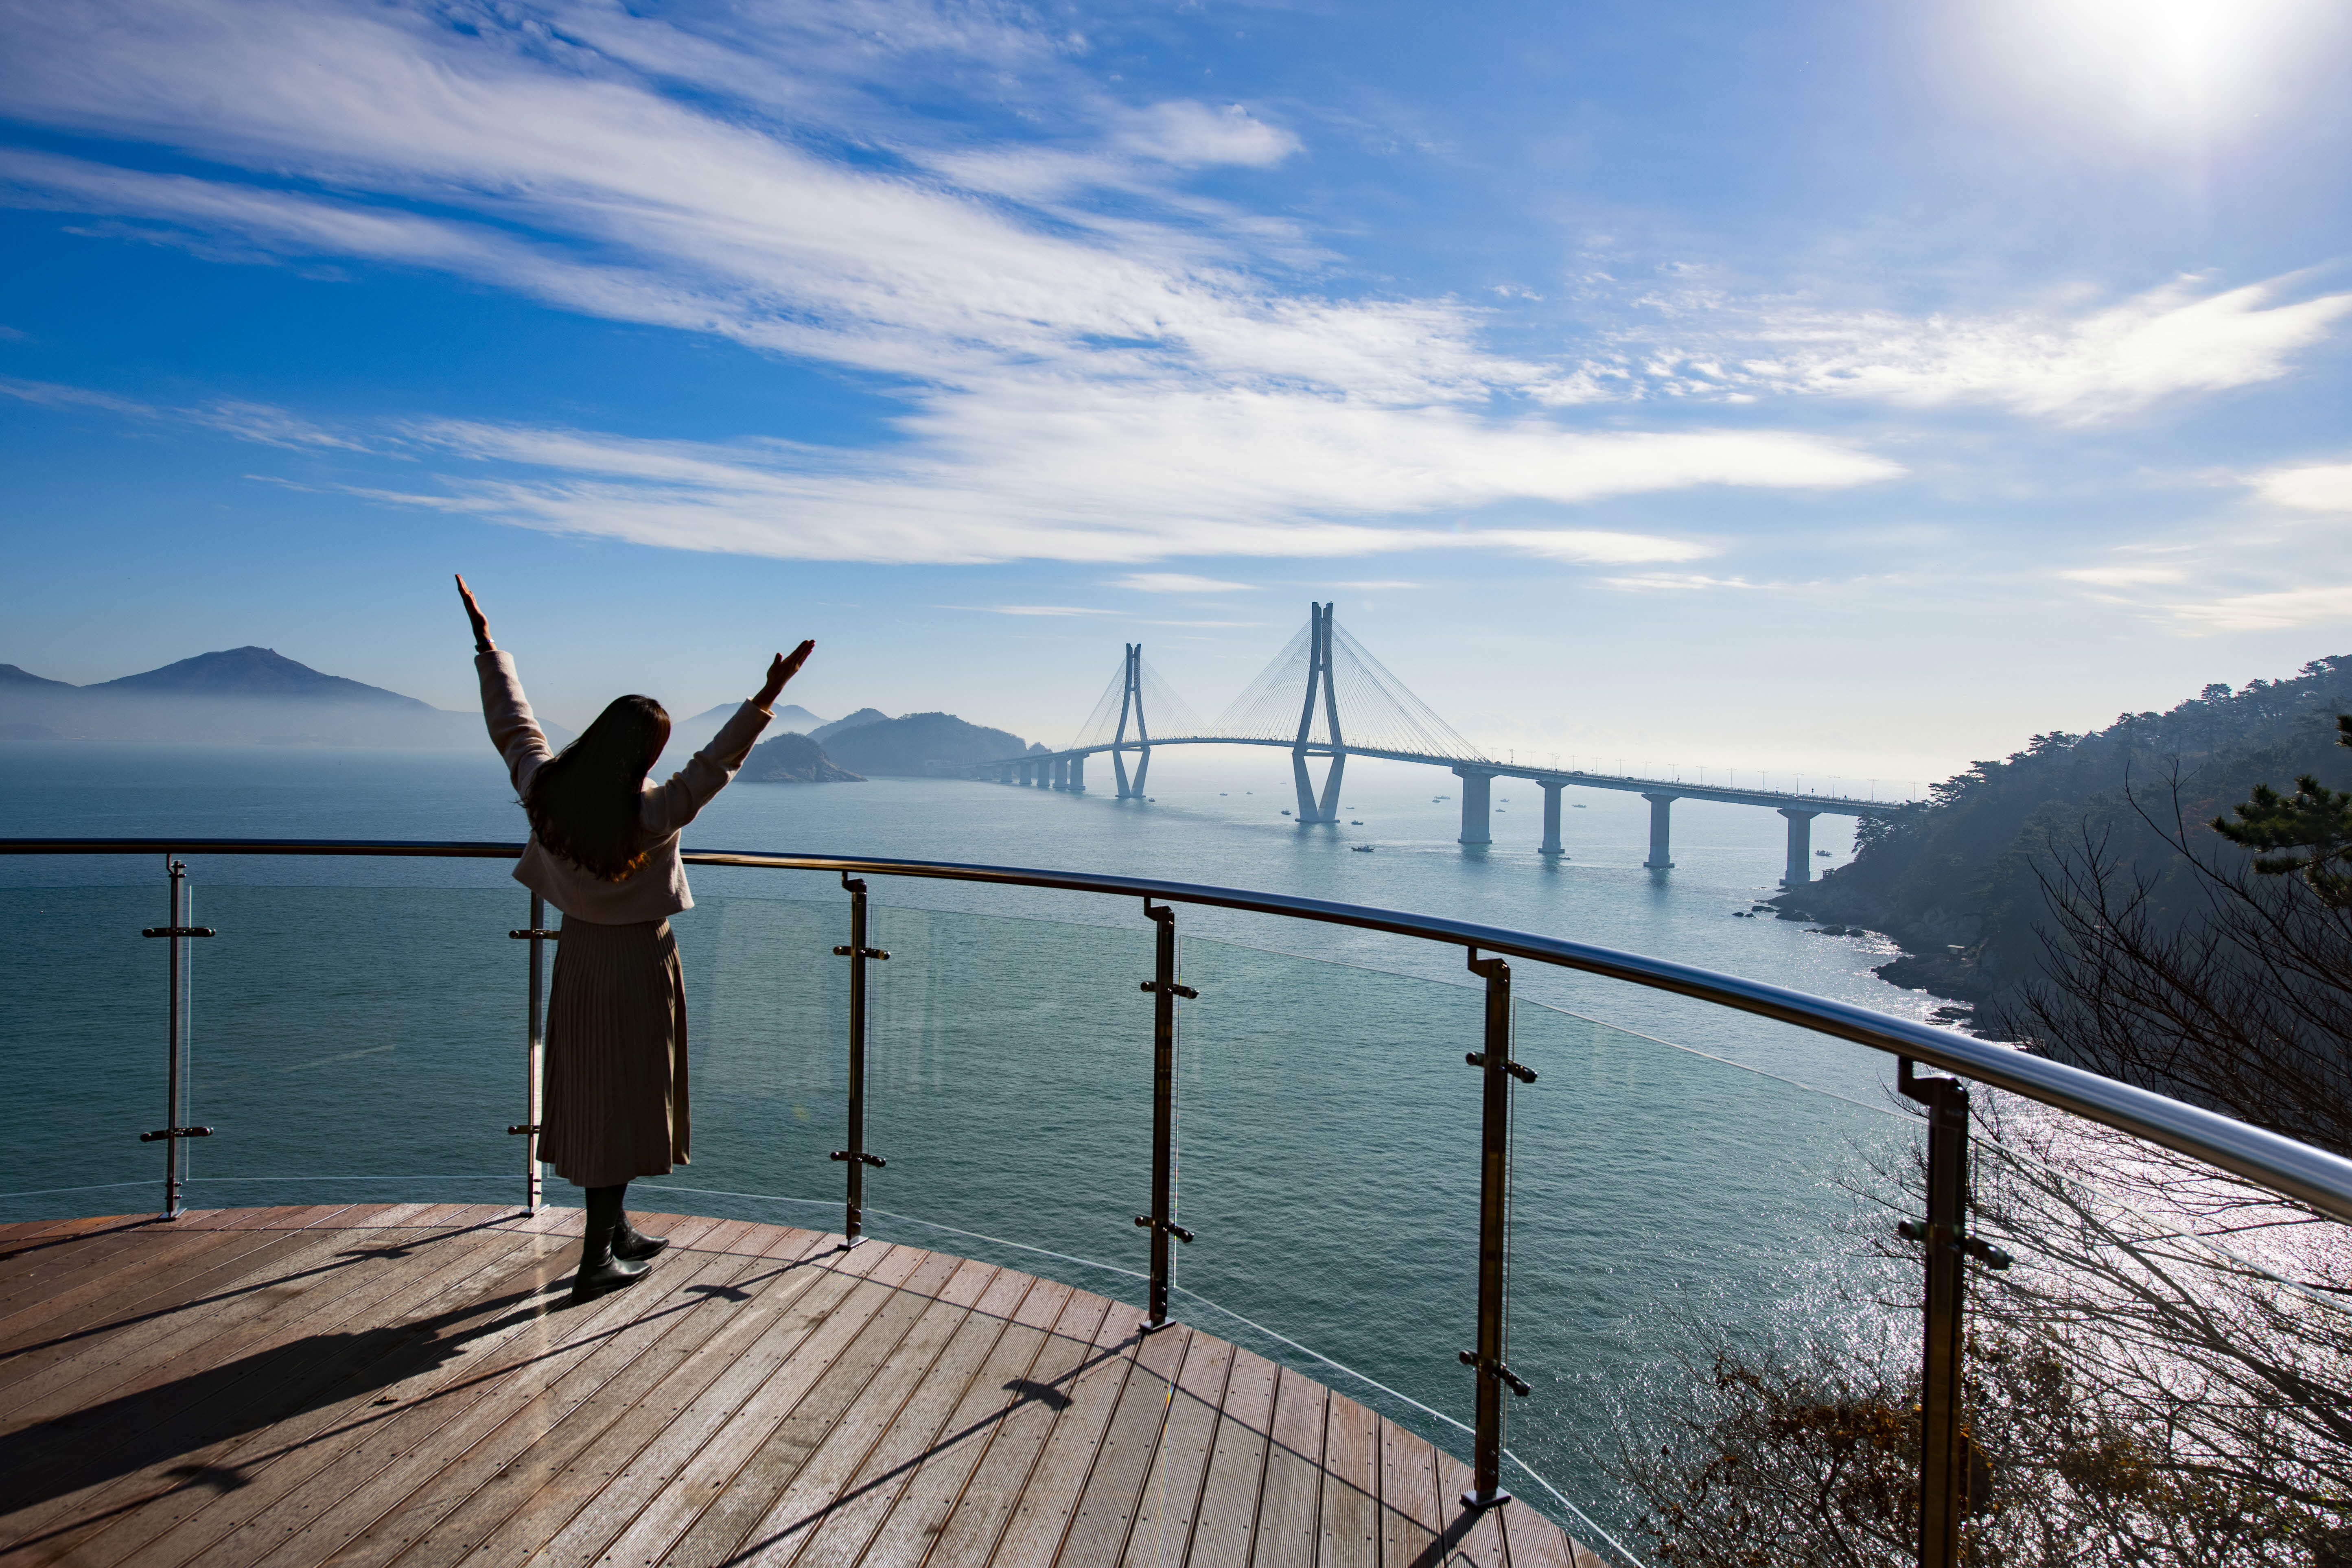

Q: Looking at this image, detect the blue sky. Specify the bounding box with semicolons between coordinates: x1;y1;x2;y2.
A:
4;0;2351;780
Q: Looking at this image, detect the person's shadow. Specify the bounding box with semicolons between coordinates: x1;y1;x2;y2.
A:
0;1238;567;1537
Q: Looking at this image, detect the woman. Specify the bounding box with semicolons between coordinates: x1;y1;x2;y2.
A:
458;575;814;1301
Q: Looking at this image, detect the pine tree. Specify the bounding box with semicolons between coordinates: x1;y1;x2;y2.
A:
2210;714;2352;907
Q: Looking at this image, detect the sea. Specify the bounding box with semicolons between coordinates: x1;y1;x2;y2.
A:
0;739;1938;1552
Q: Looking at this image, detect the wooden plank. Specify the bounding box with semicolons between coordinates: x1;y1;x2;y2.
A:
707;1257;1003;1566
35;1230;587;1568
1181;1345;1280;1568
0;1207;390;1365
558;1239;915;1568
150;1227;757;1568
1117;1330;1233;1568
480;1228;851;1566
0;1207;398;1351
1251;1365;1329;1568
983;1292;1145;1568
845;1275;1075;1568
307;1229;786;1568
657;1247;968;1568
782;1266;1036;1568
0;1214;515;1436
1496;1495;1583;1568
1055;1323;1195;1567
1378;1421;1443;1568
1315;1396;1381;1568
912;1285;1115;1567
0;1223;541;1555
0;1206;421;1385
1431;1451;1510;1568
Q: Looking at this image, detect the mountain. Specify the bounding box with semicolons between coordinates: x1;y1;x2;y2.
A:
0;647;488;747
658;701;831;766
738;732;862;783
810;707;888;744
1774;655;2352;1029
93;646;435;706
821;712;1028;776
771;703;826;733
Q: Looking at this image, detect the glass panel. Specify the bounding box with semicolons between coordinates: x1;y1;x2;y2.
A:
1959;1115;2352;1562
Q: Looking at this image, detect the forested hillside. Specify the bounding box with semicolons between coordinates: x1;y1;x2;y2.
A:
1775;655;2352;1029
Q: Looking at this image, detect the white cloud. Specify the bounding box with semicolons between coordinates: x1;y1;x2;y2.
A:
2164;585;2352;632
1599;573;1761;591
0;373;363;448
2057;563;2191;586
946;605;1116;617
0;0;1905;565
1632;274;2352;422
2251;461;2352;513
1111;573;1257;593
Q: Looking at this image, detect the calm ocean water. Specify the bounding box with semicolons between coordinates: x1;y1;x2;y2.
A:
0;739;1928;1547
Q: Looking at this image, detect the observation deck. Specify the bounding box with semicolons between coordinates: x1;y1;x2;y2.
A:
0;1204;1597;1568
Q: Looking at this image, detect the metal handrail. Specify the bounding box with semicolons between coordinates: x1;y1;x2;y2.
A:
9;833;2352;1224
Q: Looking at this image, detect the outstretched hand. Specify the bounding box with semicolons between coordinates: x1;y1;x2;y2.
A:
455;575;492;650
755;640;815;708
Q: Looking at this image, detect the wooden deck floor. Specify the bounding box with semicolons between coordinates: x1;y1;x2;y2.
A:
0;1205;1603;1568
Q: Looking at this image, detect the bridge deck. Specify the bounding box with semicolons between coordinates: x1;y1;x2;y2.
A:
0;1205;1600;1568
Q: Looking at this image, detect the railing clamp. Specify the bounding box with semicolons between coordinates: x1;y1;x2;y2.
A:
830;1150;887;1168
141;926;216;939
1457;1350;1531;1396
1133;1214;1195;1243
508;928;561;940
139;1125;213;1143
833;945;890;960
1897;1219;2011;1271
1139;980;1198;999
1464;1051;1536;1083
507;1123;540;1135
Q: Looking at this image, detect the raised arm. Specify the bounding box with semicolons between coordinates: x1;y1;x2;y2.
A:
642;640;815;835
460;575;554;796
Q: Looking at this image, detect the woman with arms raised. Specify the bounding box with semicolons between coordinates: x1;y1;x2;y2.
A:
458;575;814;1301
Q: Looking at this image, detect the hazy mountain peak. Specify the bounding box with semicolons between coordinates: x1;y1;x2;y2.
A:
0;664;77;690
92;646;431;709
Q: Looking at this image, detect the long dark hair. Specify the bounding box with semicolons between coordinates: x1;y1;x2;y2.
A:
523;694;670;881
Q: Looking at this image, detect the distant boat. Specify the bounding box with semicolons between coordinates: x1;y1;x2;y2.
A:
1352;844;1374;853
1572;804;1586;808
1349;819;1363;825
1280;809;1291;816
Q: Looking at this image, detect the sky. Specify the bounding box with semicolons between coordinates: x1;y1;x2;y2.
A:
4;0;2351;783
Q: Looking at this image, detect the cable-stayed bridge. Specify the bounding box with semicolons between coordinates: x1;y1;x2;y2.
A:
975;603;1904;885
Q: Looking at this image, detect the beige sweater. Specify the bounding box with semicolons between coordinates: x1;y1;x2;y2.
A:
477;650;773;923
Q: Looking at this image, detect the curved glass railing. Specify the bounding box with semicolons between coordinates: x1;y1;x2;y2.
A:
5;839;2348;1567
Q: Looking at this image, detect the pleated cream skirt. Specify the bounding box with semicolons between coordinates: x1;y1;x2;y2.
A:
540;914;689;1189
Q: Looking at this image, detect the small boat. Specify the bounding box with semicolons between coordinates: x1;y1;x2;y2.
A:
1351;844;1374;853
1280;809;1291;816
1348;819;1363;825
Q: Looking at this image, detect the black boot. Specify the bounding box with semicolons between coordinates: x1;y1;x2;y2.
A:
572;1183;650;1302
613;1209;669;1262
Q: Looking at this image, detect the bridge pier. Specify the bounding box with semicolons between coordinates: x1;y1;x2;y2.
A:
1539;781;1565;856
1642;792;1677;870
1780;809;1819;886
1068;755;1085;794
1454;766;1495;845
1052;757;1069;792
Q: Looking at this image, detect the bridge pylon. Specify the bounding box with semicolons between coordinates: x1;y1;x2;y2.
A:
1291;602;1346;824
1111;643;1151;800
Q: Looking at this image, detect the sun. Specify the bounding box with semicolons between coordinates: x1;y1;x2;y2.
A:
1980;0;2326;136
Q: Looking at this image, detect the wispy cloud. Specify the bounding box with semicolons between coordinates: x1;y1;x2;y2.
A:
0;0;1902;565
1110;573;1257;593
2;374;366;448
1620;274;2352;422
2164;585;2352;632
1598;572;1762;591
2251;461;2352;513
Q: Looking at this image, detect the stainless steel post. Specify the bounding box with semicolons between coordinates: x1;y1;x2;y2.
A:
831;874;888;1244
140;856;214;1220
507;894;559;1213
1899;1057;2005;1568
1136;899;1195;1328
1461;948;1533;1508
